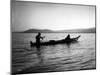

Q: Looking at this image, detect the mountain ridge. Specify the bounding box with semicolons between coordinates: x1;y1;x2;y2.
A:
14;27;96;33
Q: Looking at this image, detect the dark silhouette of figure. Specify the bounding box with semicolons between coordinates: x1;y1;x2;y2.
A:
35;32;44;48
65;34;71;40
35;32;45;63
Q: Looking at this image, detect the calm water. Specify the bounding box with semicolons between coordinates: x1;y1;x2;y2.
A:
12;33;96;74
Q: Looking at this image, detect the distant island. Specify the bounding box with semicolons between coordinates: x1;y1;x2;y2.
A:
14;27;96;33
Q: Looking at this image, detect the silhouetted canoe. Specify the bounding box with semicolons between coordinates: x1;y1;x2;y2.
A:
30;35;81;47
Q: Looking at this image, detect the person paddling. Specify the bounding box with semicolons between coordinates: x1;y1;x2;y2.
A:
35;32;44;47
65;34;71;40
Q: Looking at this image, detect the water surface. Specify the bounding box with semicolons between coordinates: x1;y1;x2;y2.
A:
12;33;96;74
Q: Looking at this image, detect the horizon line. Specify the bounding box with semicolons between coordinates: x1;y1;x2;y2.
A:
12;27;96;32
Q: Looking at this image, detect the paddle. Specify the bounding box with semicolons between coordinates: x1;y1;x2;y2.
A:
41;36;45;40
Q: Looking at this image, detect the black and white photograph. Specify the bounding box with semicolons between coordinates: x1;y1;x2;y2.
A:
11;0;96;74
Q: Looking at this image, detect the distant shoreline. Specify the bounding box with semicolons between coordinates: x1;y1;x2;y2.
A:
12;31;96;33
12;27;96;33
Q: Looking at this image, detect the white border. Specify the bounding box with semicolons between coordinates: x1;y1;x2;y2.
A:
0;0;100;75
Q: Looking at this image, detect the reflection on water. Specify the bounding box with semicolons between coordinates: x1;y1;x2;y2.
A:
36;47;44;64
12;33;96;74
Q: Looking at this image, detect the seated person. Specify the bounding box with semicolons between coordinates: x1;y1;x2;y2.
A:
65;34;71;40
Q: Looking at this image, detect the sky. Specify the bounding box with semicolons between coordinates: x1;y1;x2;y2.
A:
11;0;96;32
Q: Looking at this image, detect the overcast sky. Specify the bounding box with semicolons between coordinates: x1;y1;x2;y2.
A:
11;0;95;31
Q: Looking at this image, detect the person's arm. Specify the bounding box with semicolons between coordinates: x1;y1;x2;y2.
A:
40;36;45;40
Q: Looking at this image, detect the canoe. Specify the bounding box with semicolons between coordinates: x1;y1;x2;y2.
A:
30;35;81;47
